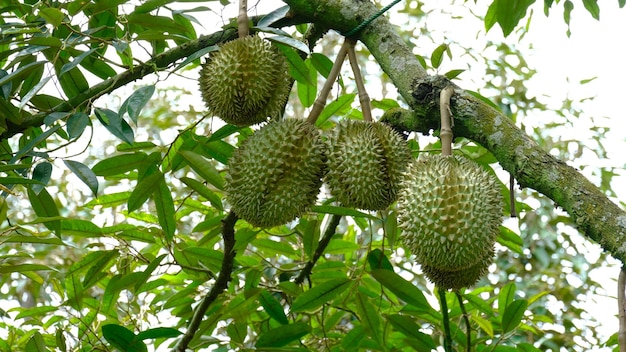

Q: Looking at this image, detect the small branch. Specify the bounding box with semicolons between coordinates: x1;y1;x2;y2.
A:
439;288;454;352
346;38;372;122
455;291;472;352
306;40;350;125
509;174;517;218
173;211;238;352
619;266;626;352
238;0;249;38
439;85;455;156
294;214;342;285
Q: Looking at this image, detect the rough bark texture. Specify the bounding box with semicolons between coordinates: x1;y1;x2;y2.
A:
286;0;626;263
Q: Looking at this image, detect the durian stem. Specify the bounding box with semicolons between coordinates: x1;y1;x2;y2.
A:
346;38;372;122
294;214;342;285
439;85;455;156
174;211;238;352
438;288;454;352
306;40;350;125
455;291;472;352
238;0;249;38
618;265;626;352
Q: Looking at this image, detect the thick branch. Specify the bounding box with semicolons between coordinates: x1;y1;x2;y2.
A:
286;0;626;263
173;211;238;352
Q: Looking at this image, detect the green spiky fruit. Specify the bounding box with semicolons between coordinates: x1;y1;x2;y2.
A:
199;36;291;126
398;154;502;273
225;119;326;227
421;249;493;290
325;120;410;211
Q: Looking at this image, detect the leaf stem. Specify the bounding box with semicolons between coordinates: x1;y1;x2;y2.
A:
294;214;342;285
439;287;454;352
173;211;238;352
455;291;472;352
346;38;372;122
238;0;249;38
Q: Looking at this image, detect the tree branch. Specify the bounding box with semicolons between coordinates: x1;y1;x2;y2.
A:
173;211;238;352
285;0;626;264
294;214;342;285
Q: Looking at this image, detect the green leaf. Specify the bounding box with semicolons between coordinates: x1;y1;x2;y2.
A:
255;322;311;347
39;8;65;27
128;170;162;212
82;250;118;288
102;324;148;352
498;226;524;255
267;35;310;54
486;0;535;36
498;282;516;313
310;53;334;79
290;277;351;312
275;43;313;85
297;59;317;107
25;331;46;352
18;75;52;110
367;249;394;271
502;299;528;333
31;162;52;194
120;85;155;124
43;112;69;126
257;5;290;27
92;153;148;176
95;108;134;145
316;94;356;126
180;177;223;210
64;160;98;195
430;43;447;69
311;205;377;220
0;61;45;88
154;178;176;242
15;306;57;320
444;69;465;79
369;269;430;310
27;187;61;237
0;264;57;273
259;290;289;325
60;48;99;77
582;0;600;20
66;112;89;139
10;125;60;163
178;150;224;190
353;292;382;345
385;314;437;350
136;327;182;341
472;314;495;337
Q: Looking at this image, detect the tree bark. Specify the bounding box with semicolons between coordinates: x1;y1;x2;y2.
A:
285;0;626;263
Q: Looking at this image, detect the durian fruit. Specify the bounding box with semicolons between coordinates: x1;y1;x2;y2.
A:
225;119;326;227
420;248;494;290
325;120;410;211
397;154;502;287
199;36;291;126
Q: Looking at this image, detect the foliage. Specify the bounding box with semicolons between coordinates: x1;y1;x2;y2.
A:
0;0;622;351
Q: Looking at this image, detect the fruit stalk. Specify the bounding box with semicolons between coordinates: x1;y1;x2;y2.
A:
306;40;350;125
238;0;249;38
346;38;372;122
439;85;454;156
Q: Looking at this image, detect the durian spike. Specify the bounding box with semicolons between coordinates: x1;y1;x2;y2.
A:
306;40;350;125
346;38;372;122
238;0;249;38
439;85;455;156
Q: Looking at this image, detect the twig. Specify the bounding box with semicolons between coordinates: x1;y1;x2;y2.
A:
617;266;626;352
439;288;454;352
346;38;372;122
294;214;342;285
173;211;238;352
439;85;455;156
509;174;517;218
305;40;350;125
455;291;472;352
238;0;249;38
